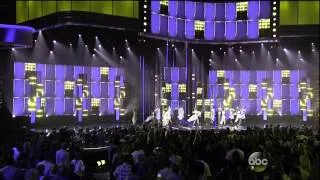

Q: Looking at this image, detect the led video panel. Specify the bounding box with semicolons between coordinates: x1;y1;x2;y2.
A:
13;62;126;118
150;1;277;41
208;70;313;116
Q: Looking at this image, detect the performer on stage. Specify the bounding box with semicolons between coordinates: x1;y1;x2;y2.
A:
132;109;137;126
145;111;155;123
177;107;185;121
219;108;226;126
217;107;222;125
187;109;201;126
162;106;171;127
154;106;161;121
229;108;235;124
210;106;215;125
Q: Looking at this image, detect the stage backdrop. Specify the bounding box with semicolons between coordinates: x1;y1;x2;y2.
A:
208;70;313;116
13;62;126;121
150;1;278;41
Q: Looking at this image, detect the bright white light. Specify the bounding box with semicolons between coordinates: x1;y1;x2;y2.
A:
11;48;15;51
99;113;102;117
209;59;212;62
273;34;276;38
224;52;226;54
252;51;255;54
120;56;123;59
312;49;315;52
283;48;287;51
298;50;301;53
12;114;15;118
235;59;238;62
39;30;42;33
144;10;146;14
93;48;97;51
50;50;53;54
273;1;277;5
46;114;49;117
273;7;277;10
53;40;56;43
144;17;147;20
191;49;194;51
113;47;115;50
276;58;279;61
157;48;160;50
273;18;276;21
85;44;88;47
211;50;213;53
273;23;276;26
34;40;37;42
92;54;95;57
98;45;101;48
127;47;130;50
144;5;147;8
69;43;72;46
78;34;81;37
273;28;276;32
143;29;146;32
95;36;98;39
239;49;243;53
144;22;147;26
300;58;304;61
125;39;127;42
273;12;277;16
220;48;222;50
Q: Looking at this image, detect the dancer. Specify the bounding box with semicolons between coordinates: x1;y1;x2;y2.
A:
145;111;155;123
177;107;185;121
187;109;202;126
219;108;226;126
210;106;215;125
229;108;235;124
162;106;171;127
132;108;137;126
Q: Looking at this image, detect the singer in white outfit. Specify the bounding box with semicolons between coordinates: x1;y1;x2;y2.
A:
162;107;171;126
219;108;226;125
187;110;201;126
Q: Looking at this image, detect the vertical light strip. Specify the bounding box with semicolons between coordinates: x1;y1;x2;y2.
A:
143;56;145;121
166;41;169;66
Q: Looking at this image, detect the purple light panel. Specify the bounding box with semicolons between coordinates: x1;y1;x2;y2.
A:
248;1;259;20
185;1;195;20
225;3;236;21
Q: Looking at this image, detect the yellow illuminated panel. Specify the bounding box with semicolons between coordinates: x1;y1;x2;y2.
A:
204;112;211;119
29;77;37;85
229;88;236;99
120;88;126;99
249;84;257;92
307;110;313;117
100;67;109;75
161;98;167;106
25;63;36;71
36;109;44;118
41;98;46;107
179;84;186;93
76;98;82;110
91;98;100;107
204;99;211;106
259;19;270;29
36;84;44;97
306;88;313;99
196;87;202;95
196;99;202;106
236;2;248;12
261;99;267;109
300;99;307;110
223;82;229;90
195;21;205;31
273;99;282;108
82;109;88;117
83;85;89;97
267;88;273;99
64;81;74;90
114;98;120;109
120;109;126;116
28;97;36;111
267;109;274;116
165;84;172;92
217;70;225;77
160;0;168;6
281;70;290;77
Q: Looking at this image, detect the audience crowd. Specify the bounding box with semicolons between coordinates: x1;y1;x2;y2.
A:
0;124;319;180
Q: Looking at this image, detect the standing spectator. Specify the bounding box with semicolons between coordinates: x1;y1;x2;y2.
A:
71;152;85;177
56;143;69;166
37;152;54;176
113;154;132;180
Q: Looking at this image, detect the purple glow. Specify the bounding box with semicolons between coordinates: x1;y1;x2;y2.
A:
171;100;179;110
273;84;281;99
240;71;250;84
249;71;257;83
160;15;168;36
151;1;160;13
65;99;74;114
46;98;54;115
195;2;204;20
225;3;236;21
105;82;112;97
65;66;74;81
45;81;55;97
215;3;225;21
151;13;160;34
91;82;100;97
247;20;259;39
290;85;298;99
46;64;55;80
55;82;64;97
291;70;298;84
225;22;236;40
226;71;233;84
5;29;16;42
171;67;179;82
37;64;45;83
248;1;259;20
169;1;177;17
168;17;177;37
171;84;179;100
101;99;109;114
209;71;217;84
179;68;186;82
0;24;35;32
215;22;225;40
74;66;83;79
55;65;64;81
14;80;24;97
236;21;247;40
91;67;101;82
116;110;119;121
282;85;290;99
55;98;64;115
185;20;194;39
13;98;24;116
185;1;195;20
204;3;215;21
177;1;185;18
257;71;267;83
108;68;116;81
205;21;214;40
14;62;24;79
177;19;185;39
241;85;249;98
290;100;299;115
273;70;281;84
259;1;271;18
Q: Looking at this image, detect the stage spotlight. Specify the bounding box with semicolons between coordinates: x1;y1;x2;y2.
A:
209;59;212;62
143;22;147;26
232;46;234;49
143;29;146;32
235;58;238;62
311;42;314;45
78;34;81;37
273;7;277;10
39;30;42;33
95;36;98;39
211;50;213;53
53;40;56;43
252;51;255;54
93;48;97;51
298;50;301;53
157;48;160;50
34;40;37;43
12;114;15;118
172;44;175;47
273;12;277;16
113;47;115;50
11;48;15;51
239;49;243;53
191;49;194;51
261;43;264;46
300;58;304;61
98;45;101;48
127;47;130;50
276;58;279;61
224;52;226;54
273;28;276;32
92;54;95;57
144;4;147;8
273;1;276;5
85;44;88;47
125;39;127;42
69;43;72;46
273;34;276;38
312;49;315;52
120;56;123;59
46;114;49;117
50;50;53;54
283;48;287;51
220;48;222;50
